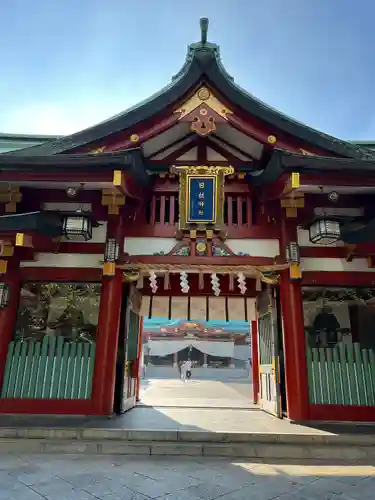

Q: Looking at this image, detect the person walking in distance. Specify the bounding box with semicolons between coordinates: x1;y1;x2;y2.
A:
186;358;192;380
180;360;187;382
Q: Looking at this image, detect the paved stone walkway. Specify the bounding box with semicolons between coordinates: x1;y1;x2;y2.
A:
140;377;254;409
0;454;374;499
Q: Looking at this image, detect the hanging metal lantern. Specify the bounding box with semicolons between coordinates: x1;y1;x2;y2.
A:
62;215;92;241
308;218;340;245
285;242;300;263
0;283;9;308
104;238;120;262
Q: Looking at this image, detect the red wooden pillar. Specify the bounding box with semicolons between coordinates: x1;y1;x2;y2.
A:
251;319;259;404
0;259;20;390
91;269;123;415
279;218;309;421
92;215;124;416
279;274;309;421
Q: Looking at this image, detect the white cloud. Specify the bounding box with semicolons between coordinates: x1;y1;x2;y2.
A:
0;100;129;136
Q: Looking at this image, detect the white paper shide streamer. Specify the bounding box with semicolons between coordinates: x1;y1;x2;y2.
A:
210;272;220;296
237;272;247;295
149;271;158;294
180;271;190;294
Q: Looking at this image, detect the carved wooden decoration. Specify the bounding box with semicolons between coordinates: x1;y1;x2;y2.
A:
174;87;232;137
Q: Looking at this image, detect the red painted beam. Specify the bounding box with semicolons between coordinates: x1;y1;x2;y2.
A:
123;223;279;239
309;404;375;422
121;254;275;266
0;172;113;183
20;267;102;281
300;172;375;187
0;399;95;415
106;115;179;152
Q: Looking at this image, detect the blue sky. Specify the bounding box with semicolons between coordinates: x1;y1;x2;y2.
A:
0;0;374;140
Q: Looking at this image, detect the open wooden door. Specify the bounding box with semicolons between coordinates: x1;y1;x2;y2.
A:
257;287;282;417
114;286;141;414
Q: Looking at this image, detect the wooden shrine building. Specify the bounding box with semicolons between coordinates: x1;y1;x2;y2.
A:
0;18;375;421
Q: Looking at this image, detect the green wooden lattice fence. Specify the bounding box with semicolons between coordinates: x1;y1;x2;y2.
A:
1;336;95;399
307;343;375;406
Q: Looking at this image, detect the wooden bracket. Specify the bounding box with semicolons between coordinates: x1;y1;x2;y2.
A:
15;233;33;248
0;260;7;274
345;244;356;262
0;241;14;257
281;192;304;218
101;170;128;214
0;186;22;213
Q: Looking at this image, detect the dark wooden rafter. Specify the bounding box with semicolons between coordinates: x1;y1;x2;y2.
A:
228;114;302;154
210;134;253;160
147;132;196;159
147;159;233;167
197;138;207;163
206;137;244;167
104;115;180;153
162;137;199;163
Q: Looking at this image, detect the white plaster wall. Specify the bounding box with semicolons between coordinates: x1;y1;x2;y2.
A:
20;253;103;268
90;221;107;243
124;237;176;255
297;228;344;247
300;257;375;273
226;239;280;258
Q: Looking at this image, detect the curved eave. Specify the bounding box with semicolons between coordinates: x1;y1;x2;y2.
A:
0;149;149;187
249;150;375;186
0;212;63;238
7;43;375;160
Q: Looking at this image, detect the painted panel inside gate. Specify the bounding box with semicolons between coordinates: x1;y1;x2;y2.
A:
143;318;251;368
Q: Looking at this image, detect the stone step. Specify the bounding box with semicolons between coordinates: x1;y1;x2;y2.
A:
0;427;374;460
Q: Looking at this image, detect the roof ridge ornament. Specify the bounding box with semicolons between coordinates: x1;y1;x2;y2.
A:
200;17;209;44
